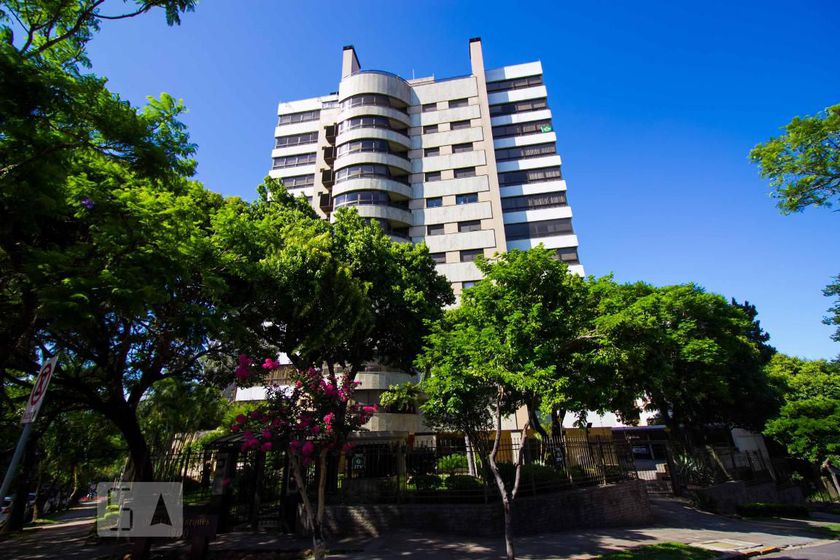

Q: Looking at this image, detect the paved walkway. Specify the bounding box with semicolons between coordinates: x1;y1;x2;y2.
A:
325;498;839;559
1;496;837;559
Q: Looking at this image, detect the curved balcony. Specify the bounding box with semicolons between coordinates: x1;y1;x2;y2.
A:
331;176;412;199
338;104;411;128
331;203;412;228
335;126;410;150
335;151;411;175
339;70;412;106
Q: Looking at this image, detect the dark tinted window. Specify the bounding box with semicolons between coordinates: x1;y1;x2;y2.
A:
275;131;319;148
504;218;573;240
456;193;478;205
495;143;556;161
486;75;543;93
501;192;567;212
498;167;562;186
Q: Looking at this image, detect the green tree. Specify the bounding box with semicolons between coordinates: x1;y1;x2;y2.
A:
600;284;779;443
764;354;840;493
750;104;840;213
750;104;840;342
418;248;627;560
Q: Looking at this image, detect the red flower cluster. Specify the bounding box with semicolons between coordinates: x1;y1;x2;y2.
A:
230;358;376;465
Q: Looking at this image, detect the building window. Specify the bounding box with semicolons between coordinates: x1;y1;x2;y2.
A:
427;224;445;236
275;131;319;148
424;147;440;157
501;192;567;212
451;120;471;130
423;124;439;134
336;139;389;157
425;171;442;182
454;167;476;179
430;252;446;264
456;193;478;205
555;248;580;265
486;74;543;93
426;197;443;208
278;109;321;125
495;142;556;162
341;94;406;113
422;103;437;113
504;218;573;240
281;174;315;188
498;167;562;186
489;98;548;117
458;220;481;233
449;98;469;109
335;164;408;184
272;152;317;169
452;142;473;154
462;281;477;289
338;116;395;134
333;190;407;209
460;249;483;262
491;120;553;139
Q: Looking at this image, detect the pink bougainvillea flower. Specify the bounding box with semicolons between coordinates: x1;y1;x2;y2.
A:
231;424;241;433
311;425;321;435
302;441;314;456
271;417;283;428
249;410;260;419
362;405;377;414
260;442;273;452
261;429;272;440
262;358;280;370
235;364;250;381
294;380;303;388
238;354;251;366
323;412;335;425
235;414;247;424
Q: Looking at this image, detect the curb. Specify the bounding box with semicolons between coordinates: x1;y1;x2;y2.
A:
716;546;780;559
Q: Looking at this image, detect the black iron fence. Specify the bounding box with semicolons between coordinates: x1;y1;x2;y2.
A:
327;434;637;504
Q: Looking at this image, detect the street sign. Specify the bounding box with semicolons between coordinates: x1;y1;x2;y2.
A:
21;356;57;424
351;454;365;470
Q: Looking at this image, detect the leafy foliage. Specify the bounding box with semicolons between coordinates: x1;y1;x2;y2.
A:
750;104;840;213
764;354;840;465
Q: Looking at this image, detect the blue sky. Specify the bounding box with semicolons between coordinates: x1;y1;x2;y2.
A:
86;1;840;359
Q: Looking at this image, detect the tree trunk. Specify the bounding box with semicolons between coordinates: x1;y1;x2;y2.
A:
108;404;153;560
486;390;516;560
291;455;327;560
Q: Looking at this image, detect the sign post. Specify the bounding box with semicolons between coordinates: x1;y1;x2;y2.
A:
0;357;58;501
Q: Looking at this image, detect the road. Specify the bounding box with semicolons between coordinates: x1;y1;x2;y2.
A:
762;541;840;559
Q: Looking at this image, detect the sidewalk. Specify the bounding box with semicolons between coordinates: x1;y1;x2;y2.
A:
1;496;836;559
323;497;839;559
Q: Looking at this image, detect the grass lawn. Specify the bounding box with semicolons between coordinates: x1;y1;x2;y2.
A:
597;542;718;559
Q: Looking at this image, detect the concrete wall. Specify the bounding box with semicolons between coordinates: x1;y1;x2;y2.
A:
694;480;805;514
321;479;651;538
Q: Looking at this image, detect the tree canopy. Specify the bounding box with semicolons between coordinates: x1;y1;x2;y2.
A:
764;354;840;466
750;103;840;213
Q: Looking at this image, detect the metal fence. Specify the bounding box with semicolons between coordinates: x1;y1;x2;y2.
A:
326;434;637;504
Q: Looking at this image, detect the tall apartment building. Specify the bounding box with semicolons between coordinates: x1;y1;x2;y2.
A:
252;39;584;436
269;38;583;298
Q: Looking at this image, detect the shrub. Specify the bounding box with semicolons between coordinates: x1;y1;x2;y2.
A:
436;453;469;475
412;474;441;492
736;502;810;519
523;463;567;485
444;475;484;492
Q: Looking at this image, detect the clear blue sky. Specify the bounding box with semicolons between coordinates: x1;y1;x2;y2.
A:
85;0;840;359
